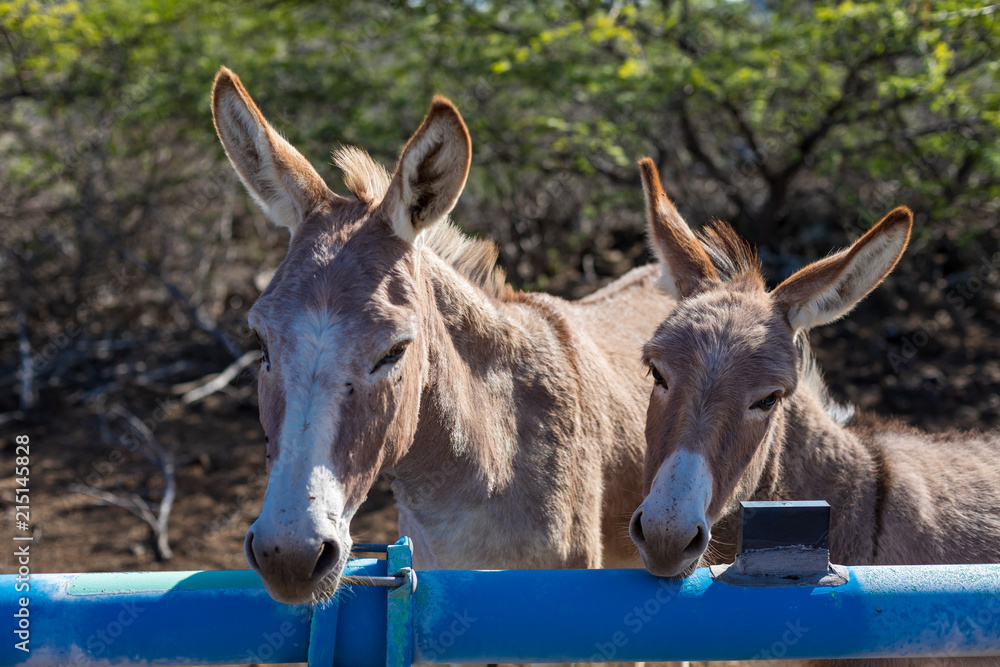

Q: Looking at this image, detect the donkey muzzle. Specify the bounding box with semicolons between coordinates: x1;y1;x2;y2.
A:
245;516;349;603
630;449;713;577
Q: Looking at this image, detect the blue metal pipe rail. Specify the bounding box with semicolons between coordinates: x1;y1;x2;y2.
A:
2;546;999;665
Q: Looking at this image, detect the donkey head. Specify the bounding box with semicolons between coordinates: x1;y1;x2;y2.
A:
212;67;471;602
629;158;912;578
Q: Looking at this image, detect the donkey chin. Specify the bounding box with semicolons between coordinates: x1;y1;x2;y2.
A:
629;508;711;579
244;514;353;604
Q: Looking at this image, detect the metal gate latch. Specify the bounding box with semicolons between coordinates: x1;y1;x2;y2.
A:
307;537;417;667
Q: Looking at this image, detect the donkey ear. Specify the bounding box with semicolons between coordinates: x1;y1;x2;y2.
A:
639;158;719;299
773;207;913;332
212;67;335;234
381;97;472;244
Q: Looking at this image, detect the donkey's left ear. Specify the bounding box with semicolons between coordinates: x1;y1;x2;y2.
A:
773;207;913;331
381;97;472;244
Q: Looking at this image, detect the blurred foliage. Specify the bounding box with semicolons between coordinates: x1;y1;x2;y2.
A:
1;0;999;410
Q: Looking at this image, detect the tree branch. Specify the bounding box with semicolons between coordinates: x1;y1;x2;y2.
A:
85;214;243;361
73;402;178;560
717;96;773;181
781;50;987;185
179;351;258;405
677;97;748;214
15;276;34;411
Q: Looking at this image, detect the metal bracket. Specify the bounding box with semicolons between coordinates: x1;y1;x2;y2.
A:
342;543;413;588
386;536;416;667
306;538;417;666
710;500;849;587
307;597;340;667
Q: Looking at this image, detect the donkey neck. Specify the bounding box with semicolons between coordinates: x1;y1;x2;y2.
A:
710;390;879;566
386;251;583;562
767;388;882;563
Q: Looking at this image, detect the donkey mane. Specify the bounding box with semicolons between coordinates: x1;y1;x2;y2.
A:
333;145;512;299
333;145;391;204
698;220;763;285
796;335;856;426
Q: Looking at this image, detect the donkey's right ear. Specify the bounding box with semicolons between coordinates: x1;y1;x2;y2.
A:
212;67;336;234
639;158;719;299
380;97;472;244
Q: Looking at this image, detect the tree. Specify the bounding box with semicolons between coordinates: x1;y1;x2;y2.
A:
2;0;999;405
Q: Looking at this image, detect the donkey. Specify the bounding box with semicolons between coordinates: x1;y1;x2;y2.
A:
211;68;674;604
629;159;1000;665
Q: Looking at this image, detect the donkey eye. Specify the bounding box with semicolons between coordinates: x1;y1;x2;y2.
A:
371;342;410;374
649;365;667;388
256;332;270;372
753;392;778;411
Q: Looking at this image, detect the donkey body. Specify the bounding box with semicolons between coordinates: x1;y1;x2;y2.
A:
630;159;1000;666
212;68;672;604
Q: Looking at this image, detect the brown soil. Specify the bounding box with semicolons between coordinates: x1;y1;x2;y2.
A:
0;398;397;577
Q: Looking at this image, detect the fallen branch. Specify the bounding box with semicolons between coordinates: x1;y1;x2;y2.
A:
178;350;257;405
73;402;177;560
16;289;34;411
107;403;176;561
0;335;160;391
0;411;25;428
69;484;160;537
79;359;204;402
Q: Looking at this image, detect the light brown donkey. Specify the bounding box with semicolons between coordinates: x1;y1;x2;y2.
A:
630;158;1000;666
211;67;674;604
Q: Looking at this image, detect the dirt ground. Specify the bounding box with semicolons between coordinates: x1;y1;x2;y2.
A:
0;396;398;576
2;250;999;666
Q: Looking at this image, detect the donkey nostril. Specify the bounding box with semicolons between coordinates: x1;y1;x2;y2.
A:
682;524;709;557
311;540;341;580
629;510;646;545
245;531;260;571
